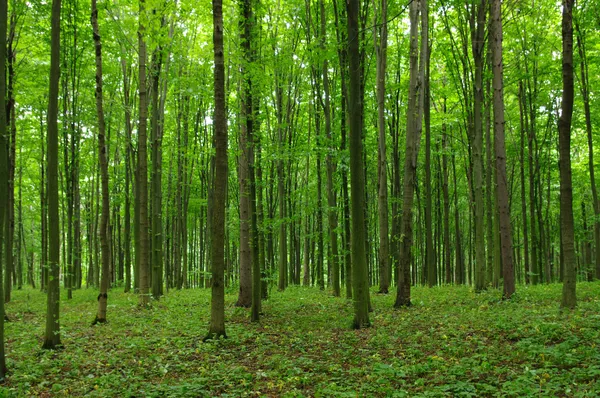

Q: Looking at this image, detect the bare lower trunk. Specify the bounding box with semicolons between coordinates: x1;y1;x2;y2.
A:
92;0;111;323
559;0;576;309
490;0;515;298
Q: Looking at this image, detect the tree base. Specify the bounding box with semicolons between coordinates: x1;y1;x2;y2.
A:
203;331;227;342
352;318;371;330
91;316;107;326
41;341;63;350
394;299;412;309
234;300;251;308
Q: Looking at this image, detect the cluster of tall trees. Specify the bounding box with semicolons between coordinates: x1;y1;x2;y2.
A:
0;0;596;371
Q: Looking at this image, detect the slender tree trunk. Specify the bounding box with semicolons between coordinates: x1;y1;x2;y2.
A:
559;0;576;309
518;83;530;285
422;0;434;288
490;0;514;298
453;150;464;284
374;0;390;294
43;0;62;350
276;93;287;291
320;0;340;297
471;0;487;292
91;0;111;323
236;67;252;308
575;23;600;280
394;0;423;308
347;0;370;328
40;110;48;292
151;42;164;298
137;0;151;307
442;99;451;284
206;0;228;340
0;0;8;375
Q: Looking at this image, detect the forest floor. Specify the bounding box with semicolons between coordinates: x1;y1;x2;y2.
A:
1;282;600;397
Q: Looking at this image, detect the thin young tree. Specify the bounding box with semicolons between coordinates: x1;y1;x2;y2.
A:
206;0;228;340
346;0;370;328
43;0;62;349
470;0;487;292
490;0;515;298
321;0;340;297
137;0;151;307
558;0;576;309
91;0;111;324
575;20;600;279
374;0;390;293
394;0;423;308
0;0;9;375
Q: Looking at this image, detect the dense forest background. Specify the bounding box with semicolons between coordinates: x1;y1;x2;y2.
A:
0;0;598;393
0;0;599;360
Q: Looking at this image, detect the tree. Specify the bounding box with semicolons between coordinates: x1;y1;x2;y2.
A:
206;0;228;340
321;0;340;297
42;0;62;350
394;0;424;308
490;0;515;299
91;0;111;324
346;0;370;329
575;18;599;280
558;0;576;309
470;0;487;292
137;0;151;308
374;0;390;293
0;0;8;376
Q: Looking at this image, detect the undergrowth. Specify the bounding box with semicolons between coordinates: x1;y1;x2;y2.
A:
1;282;600;396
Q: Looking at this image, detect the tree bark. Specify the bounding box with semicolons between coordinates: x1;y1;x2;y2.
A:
374;0;390;293
43;0;62;350
470;0;487;292
0;0;8;374
206;0;228;339
91;0;111;323
137;0;151;307
559;0;576;309
321;0;340;297
490;0;515;298
575;22;600;280
151;37;164;299
394;0;423;308
347;0;370;328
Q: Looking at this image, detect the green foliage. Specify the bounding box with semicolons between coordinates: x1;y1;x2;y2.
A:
2;283;600;396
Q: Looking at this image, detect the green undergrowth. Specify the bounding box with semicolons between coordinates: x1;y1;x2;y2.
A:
1;282;600;397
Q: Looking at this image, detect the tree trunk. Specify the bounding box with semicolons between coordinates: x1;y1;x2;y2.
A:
518;83;530;285
471;0;487;292
236;58;252;309
374;0;390;294
137;0;151;307
422;0;434;288
442;99;451;284
490;0;514;298
151;43;164;299
0;0;8;374
206;0;228;339
43;0;62;350
347;0;370;328
320;0;340;297
575;22;600;280
559;0;576;309
91;0;111;323
394;0;423;308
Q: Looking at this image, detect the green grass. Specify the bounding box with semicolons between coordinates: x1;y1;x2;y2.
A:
2;282;600;397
